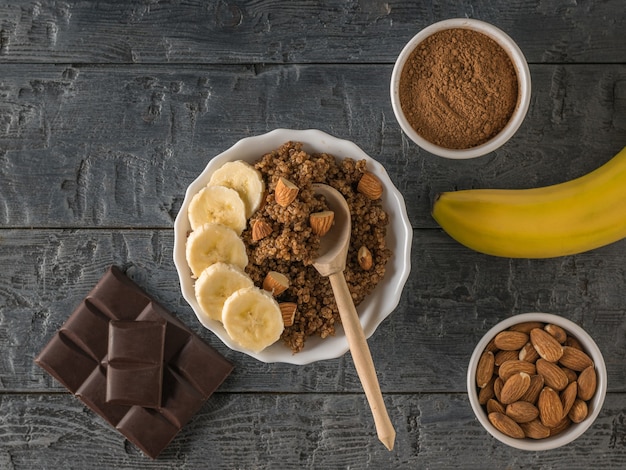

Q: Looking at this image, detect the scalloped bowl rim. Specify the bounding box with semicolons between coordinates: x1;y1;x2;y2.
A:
173;129;413;364
467;312;607;450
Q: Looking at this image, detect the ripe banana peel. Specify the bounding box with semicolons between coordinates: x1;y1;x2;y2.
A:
432;146;626;258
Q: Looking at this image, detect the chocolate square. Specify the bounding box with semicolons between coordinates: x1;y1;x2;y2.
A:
107;320;166;363
171;335;235;400
106;320;166;408
116;406;180;459
76;366;131;427
36;332;99;394
34;266;234;459
86;268;151;320
106;364;164;408
136;302;190;362
159;367;203;429
63;300;111;361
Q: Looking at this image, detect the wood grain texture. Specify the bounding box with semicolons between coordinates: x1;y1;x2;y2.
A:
0;0;624;64
3;228;625;394
0;64;625;229
2;0;626;467
0;392;625;469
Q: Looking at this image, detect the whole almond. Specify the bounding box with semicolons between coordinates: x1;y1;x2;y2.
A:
560;381;578;418
550;416;573;436
494;331;529;351
506;401;539;424
520;419;551;439
577;366;597;401
518;342;540;363
478;377;496;405
487;398;506;415
495;349;519;366
530;328;564;362
565;335;584;351
538;387;564;428
493;377;504;402
476;351;495;388
561;367;578;384
509;321;545;333
559;346;594;371
488;412;525;439
519;374;544;404
485;337;498;353
568;398;588;423
544;324;567;344
500;372;531;405
498;360;536;381
536;358;569;391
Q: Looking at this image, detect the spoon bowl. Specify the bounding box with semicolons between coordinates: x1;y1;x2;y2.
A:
312;183;396;451
311;184;351;276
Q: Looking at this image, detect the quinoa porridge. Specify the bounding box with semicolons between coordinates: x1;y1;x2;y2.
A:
242;141;392;353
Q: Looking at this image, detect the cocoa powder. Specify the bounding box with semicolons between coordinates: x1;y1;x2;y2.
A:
399;28;519;149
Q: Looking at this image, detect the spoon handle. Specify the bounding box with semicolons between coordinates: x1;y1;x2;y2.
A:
328;271;396;451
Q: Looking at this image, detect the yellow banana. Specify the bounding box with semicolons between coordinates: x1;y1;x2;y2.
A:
432;146;626;258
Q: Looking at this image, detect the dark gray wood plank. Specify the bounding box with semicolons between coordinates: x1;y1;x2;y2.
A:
0;0;624;64
1;64;625;229
0;392;624;469
4;228;625;393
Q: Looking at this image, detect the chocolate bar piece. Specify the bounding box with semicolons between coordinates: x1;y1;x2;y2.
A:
106;320;166;408
35;266;234;459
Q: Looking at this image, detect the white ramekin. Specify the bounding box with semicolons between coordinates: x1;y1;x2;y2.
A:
390;18;531;159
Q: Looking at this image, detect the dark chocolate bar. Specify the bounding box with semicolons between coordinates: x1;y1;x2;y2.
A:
35;266;234;459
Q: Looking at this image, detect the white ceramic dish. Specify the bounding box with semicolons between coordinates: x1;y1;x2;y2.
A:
390;18;531;159
173;129;413;364
467;312;607;450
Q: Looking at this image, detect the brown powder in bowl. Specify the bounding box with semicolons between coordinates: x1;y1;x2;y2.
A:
241;142;392;353
399;28;519;149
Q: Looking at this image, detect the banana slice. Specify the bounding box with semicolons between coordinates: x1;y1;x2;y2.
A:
186;223;249;278
208;160;265;218
194;262;254;323
188;185;247;233
222;286;284;353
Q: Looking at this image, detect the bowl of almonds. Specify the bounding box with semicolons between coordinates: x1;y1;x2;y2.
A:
467;312;607;450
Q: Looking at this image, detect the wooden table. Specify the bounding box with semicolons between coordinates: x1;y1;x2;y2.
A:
1;1;625;468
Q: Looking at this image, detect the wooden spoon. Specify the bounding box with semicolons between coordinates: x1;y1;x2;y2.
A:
312;183;396;451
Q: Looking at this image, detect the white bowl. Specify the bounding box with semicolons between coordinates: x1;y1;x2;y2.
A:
467;313;607;450
390;18;531;159
173;129;413;364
